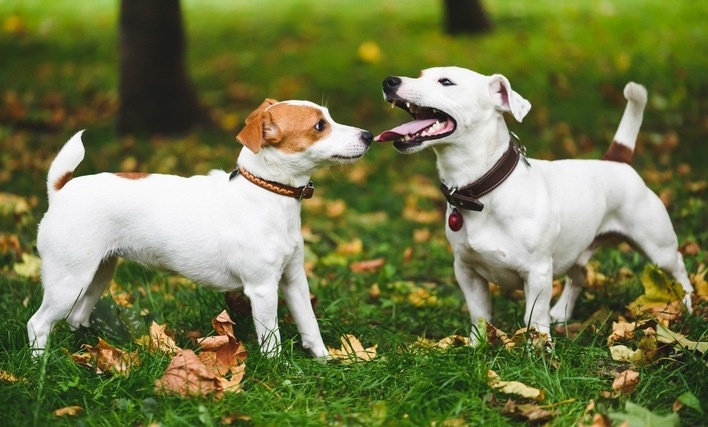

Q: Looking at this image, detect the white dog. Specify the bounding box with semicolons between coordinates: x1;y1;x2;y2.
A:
375;66;693;342
28;99;373;358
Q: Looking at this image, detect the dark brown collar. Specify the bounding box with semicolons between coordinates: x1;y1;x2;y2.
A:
230;168;314;200
440;136;527;211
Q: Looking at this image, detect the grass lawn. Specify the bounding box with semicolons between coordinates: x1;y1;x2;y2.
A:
1;0;707;425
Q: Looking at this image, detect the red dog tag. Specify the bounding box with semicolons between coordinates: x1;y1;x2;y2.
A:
448;208;463;231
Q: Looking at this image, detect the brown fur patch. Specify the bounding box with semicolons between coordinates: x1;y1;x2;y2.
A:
602;142;633;164
265;103;332;153
54;171;73;191
115;172;150;180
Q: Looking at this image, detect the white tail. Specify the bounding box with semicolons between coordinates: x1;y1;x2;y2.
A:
47;130;86;202
603;82;647;164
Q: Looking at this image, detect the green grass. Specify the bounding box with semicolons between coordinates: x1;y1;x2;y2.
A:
1;0;707;425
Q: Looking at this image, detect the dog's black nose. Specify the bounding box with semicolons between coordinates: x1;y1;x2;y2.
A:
360;130;373;145
383;76;402;93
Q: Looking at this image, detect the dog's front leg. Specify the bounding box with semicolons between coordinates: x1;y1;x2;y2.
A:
244;282;281;357
281;260;329;359
454;257;491;346
523;263;554;338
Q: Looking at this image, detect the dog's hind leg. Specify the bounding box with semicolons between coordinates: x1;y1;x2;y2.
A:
27;259;102;356
623;194;694;312
66;256;118;329
550;263;587;323
454;257;491;346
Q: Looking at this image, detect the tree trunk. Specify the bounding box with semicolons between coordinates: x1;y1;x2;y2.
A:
443;0;492;35
117;0;205;135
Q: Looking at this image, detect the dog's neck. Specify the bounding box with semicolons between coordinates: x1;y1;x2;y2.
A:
433;116;510;188
236;149;312;188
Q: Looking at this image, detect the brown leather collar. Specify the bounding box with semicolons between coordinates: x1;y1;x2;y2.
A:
440;135;527;211
230;168;314;200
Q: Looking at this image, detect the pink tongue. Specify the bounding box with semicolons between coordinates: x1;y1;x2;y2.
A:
374;118;437;142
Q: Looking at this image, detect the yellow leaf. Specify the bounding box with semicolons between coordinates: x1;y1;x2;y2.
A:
13;253;41;279
336;238;363;256
0;192;32;216
487;370;545;401
327;334;377;363
357;41;382;64
609;345;644;363
656;323;708;354
0;370;27;383
627;265;686;321
54;406;84;417
690;264;707;299
434;335;470;349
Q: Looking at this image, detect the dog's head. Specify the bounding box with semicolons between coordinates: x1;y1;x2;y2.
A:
375;67;531;153
236;99;372;171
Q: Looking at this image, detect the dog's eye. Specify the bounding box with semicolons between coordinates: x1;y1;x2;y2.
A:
438;78;455;87
314;119;326;132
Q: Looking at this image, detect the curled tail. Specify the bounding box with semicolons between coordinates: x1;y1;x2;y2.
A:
47;130;86;202
602;82;647;164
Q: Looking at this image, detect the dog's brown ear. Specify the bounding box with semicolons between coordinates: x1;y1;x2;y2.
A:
236;98;279;153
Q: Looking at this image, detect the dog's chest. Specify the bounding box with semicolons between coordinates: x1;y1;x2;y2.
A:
446;214;525;288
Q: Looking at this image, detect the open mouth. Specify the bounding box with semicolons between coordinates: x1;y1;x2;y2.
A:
374;97;456;150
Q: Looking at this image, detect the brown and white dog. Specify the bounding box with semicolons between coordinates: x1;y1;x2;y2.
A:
28;99;372;358
376;66;693;343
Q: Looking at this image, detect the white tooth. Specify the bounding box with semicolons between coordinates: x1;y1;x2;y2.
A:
406;102;411;109
390;101;396;109
433;109;437;114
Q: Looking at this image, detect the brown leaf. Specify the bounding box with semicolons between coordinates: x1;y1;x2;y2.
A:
612;369;640;395
607;320;637;346
154;349;222;398
136;322;181;355
71;338;140;376
53;406;84;417
327;334;377;363
336;238;363;256
349;257;385;273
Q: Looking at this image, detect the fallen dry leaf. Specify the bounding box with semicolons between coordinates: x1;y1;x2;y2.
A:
368;283;381;300
53;406;84;417
609;345;644;364
607;320;637;346
484;322;515;350
327;334;377;363
488;370;545;401
628;265;686;321
656;323;708;354
349;257;385;273
336;238;363;256
136;322;181;355
71;338;140;376
12;252;41;279
612;369;640;395
0;370;27;383
690;264;707;299
154;349;222;398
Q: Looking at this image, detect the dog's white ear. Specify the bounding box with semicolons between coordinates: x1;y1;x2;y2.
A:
236;98;279;153
489;74;531;122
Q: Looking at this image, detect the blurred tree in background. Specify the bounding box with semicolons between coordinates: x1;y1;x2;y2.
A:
443;0;492;35
118;0;207;136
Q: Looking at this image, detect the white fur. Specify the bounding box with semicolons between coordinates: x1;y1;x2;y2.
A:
28;100;372;358
384;66;693;342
